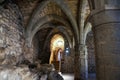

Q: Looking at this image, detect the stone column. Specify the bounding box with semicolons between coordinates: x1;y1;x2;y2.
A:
74;44;88;80
90;5;120;80
74;44;81;80
80;45;88;80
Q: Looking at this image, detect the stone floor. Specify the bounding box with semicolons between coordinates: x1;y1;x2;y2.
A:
62;73;96;80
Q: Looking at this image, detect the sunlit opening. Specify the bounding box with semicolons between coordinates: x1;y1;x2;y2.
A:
49;34;64;64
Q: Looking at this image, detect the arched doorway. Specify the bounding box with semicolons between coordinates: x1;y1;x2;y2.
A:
50;34;64;72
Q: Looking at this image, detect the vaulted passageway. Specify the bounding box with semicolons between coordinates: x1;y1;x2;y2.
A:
0;0;120;80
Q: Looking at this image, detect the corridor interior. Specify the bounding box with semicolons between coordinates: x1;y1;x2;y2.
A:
0;0;120;80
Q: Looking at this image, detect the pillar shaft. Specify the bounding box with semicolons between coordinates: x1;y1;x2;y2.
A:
91;9;120;80
74;44;88;80
80;45;88;80
74;45;81;80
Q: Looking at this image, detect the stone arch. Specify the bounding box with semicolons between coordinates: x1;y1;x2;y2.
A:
26;14;73;47
43;26;73;52
39;27;72;64
26;0;79;44
56;26;73;49
83;22;92;44
79;0;90;43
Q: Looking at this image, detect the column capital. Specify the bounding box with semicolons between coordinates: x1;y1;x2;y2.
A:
75;44;87;52
79;44;87;48
79;44;87;58
89;7;120;27
91;5;120;16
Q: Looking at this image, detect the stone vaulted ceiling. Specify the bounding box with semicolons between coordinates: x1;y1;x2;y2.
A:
15;0;80;47
0;0;89;52
16;0;79;27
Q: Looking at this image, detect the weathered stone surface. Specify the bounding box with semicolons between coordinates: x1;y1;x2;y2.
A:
61;55;74;73
0;66;35;80
0;0;97;80
91;9;120;80
0;63;63;80
0;3;25;65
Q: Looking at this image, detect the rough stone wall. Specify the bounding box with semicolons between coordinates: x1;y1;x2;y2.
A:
24;42;34;63
25;29;52;64
0;66;36;80
32;33;40;62
61;49;74;73
17;0;39;26
0;64;63;80
0;3;25;65
36;30;52;64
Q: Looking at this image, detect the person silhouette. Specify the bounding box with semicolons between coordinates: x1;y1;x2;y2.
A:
56;48;63;72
